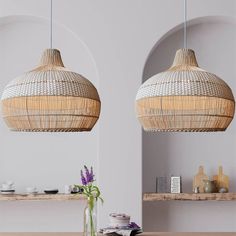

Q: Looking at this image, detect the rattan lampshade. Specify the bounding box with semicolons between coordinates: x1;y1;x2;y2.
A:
136;49;235;132
1;49;101;132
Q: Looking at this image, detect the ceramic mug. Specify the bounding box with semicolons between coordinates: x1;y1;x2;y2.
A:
64;185;72;194
203;180;217;193
1;181;14;190
26;187;37;193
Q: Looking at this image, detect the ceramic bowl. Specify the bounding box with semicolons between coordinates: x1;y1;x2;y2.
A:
44;189;59;194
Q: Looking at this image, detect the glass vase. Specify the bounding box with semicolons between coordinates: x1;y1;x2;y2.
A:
84;196;97;236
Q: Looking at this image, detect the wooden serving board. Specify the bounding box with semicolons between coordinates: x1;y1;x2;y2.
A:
193;166;208;193
213;166;229;191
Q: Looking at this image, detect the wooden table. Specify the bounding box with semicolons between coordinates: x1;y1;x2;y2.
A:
0;233;235;236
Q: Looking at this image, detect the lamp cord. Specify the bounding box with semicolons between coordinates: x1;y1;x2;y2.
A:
184;0;187;49
50;0;187;50
50;0;53;49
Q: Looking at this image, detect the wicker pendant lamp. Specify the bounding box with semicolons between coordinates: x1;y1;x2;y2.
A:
1;1;100;132
135;0;235;132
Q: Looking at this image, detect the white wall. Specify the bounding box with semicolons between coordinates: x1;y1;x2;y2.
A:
143;18;236;232
0;0;235;232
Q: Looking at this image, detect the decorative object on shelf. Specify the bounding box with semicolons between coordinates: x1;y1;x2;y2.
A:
156;177;169;193
1;181;15;195
213;166;229;192
193;166;208;193
1;181;14;190
219;187;228;193
64;185;72;194
75;166;103;236
109;213;130;228
44;189;59;194
170;176;182;193
1;0;100;132
135;0;235;132
193;186;200;194
26;187;38;195
71;185;83;194
1;189;15;195
203;180;217;193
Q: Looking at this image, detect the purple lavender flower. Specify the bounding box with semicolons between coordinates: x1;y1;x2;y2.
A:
77;165;103;206
81;170;87;185
84;165;90;182
89;166;94;182
82;165;95;185
129;222;140;229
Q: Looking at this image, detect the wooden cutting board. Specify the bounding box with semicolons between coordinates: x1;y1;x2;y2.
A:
193;166;208;193
213;166;229;191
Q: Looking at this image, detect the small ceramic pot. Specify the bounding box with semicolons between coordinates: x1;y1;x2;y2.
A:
64;185;72;194
219;187;228;193
26;187;37;194
193;186;200;193
203;180;217;193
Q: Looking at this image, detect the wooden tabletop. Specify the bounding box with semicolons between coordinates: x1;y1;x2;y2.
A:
0;233;235;236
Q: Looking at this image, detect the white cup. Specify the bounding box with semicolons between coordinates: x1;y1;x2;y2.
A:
26;187;37;193
2;181;14;190
64;185;72;194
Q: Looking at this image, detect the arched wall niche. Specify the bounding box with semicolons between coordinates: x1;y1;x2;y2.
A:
142;16;236;232
0;15;99;232
0;15;99;86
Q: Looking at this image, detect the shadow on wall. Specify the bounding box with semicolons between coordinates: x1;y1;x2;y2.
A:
142;16;236;232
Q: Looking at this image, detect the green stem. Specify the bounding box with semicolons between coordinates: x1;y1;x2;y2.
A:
88;196;96;236
89;208;95;236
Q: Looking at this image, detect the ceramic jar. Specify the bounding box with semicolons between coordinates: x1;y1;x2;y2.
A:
203;180;217;193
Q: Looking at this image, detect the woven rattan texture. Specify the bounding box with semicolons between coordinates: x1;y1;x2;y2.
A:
2;70;100;100
135;49;235;132
1;49;101;132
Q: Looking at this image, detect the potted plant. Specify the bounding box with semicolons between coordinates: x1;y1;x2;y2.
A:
75;166;103;236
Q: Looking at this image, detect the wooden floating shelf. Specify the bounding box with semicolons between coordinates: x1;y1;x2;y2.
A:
0;193;87;201
143;193;236;201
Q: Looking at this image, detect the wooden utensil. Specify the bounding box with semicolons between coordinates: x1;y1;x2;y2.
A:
193;166;209;193
213;166;229;191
